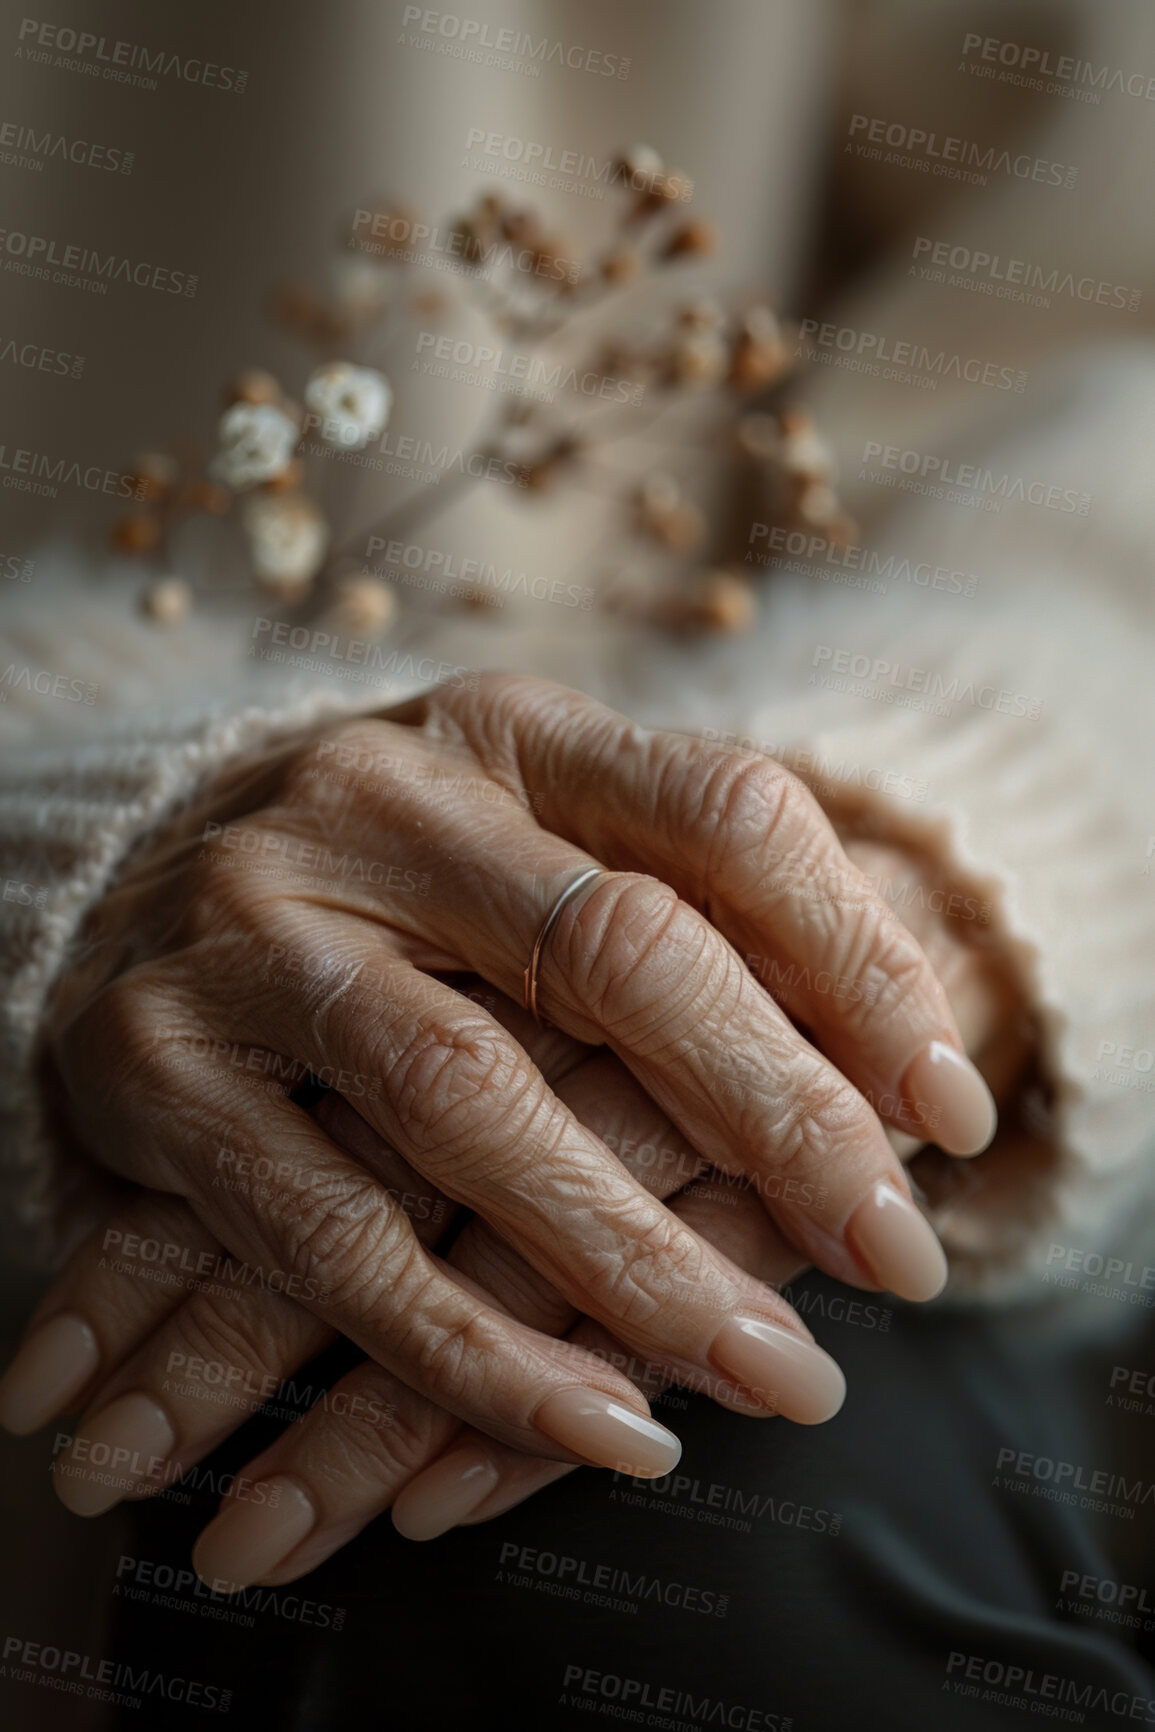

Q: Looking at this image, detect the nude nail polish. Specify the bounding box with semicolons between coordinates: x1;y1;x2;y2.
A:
0;1313;99;1435
710;1316;846;1424
904;1040;997;1156
193;1478;316;1592
54;1392;175;1518
847;1180;948;1302
392;1445;501;1542
534;1388;681;1477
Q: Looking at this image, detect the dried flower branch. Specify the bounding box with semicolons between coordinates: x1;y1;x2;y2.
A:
114;143;854;637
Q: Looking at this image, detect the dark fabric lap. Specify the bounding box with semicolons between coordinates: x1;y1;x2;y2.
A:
104;1270;1155;1731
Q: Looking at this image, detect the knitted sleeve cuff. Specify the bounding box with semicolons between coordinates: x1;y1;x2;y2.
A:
0;687;379;1258
739;610;1155;1303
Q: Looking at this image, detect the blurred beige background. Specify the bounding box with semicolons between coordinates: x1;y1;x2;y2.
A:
3;1;1155;1722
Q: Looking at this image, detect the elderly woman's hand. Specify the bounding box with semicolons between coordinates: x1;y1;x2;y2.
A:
24;675;993;1480
386;833;1030;1548
0;868;1021;1585
0;1010;793;1583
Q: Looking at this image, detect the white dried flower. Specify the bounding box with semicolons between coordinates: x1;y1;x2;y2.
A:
212;402;298;490
780;425;834;482
333;574;396;637
639;471;681;514
140;575;191;625
618;143;663;185
242;492;329;589
304;361;392;451
671;331;729;387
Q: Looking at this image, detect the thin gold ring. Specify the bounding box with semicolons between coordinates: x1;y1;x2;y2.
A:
523;865;605;1025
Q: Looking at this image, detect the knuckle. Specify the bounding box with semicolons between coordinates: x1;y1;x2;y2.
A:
474;672;580;739
178;837;274;949
687;748;842;907
298;1376;446;1486
429;673;605;781
846;911;931;1030
175;1290;289;1381
763;1064;871;1185
387;1018;536;1159
64;971;186;1104
389;1286;497;1390
583;1201;711;1329
474;670;550;721
564;874;714;1046
287;718;384;794
701;751;799;858
266;1169;402;1316
53;972;206;1192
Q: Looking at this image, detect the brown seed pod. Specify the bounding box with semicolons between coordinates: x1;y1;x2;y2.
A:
634;476;706;550
600;247;642;286
659;168;695;204
409;287;449;321
223;369;282;409
729;335;789;393
124;452;178;505
177;478;232;516
259;457;306;495
677;299;725;331
530;240;573;285
679;570;756;633
650;570;755;634
254;574;314;606
333;574;396;636
661;220;717;261
500;208;544;248
111;514;162;555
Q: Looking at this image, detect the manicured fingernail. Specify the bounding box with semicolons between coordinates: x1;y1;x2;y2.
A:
54;1392;175;1517
905;1040;996;1156
193;1477;316;1591
710;1316;846;1424
392;1445;501;1542
847;1180;948;1302
534;1388;681;1477
0;1313;99;1435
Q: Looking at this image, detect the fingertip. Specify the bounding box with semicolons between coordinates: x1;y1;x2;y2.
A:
192;1476;316;1591
534;1387;682;1476
391;1445;501;1543
846;1180;948;1304
0;1313;99;1436
904;1041;997;1158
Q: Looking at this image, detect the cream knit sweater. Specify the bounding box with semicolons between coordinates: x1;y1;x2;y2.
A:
2;0;1153;1306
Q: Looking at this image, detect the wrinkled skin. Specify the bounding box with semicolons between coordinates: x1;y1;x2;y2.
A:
23;676;1024;1577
